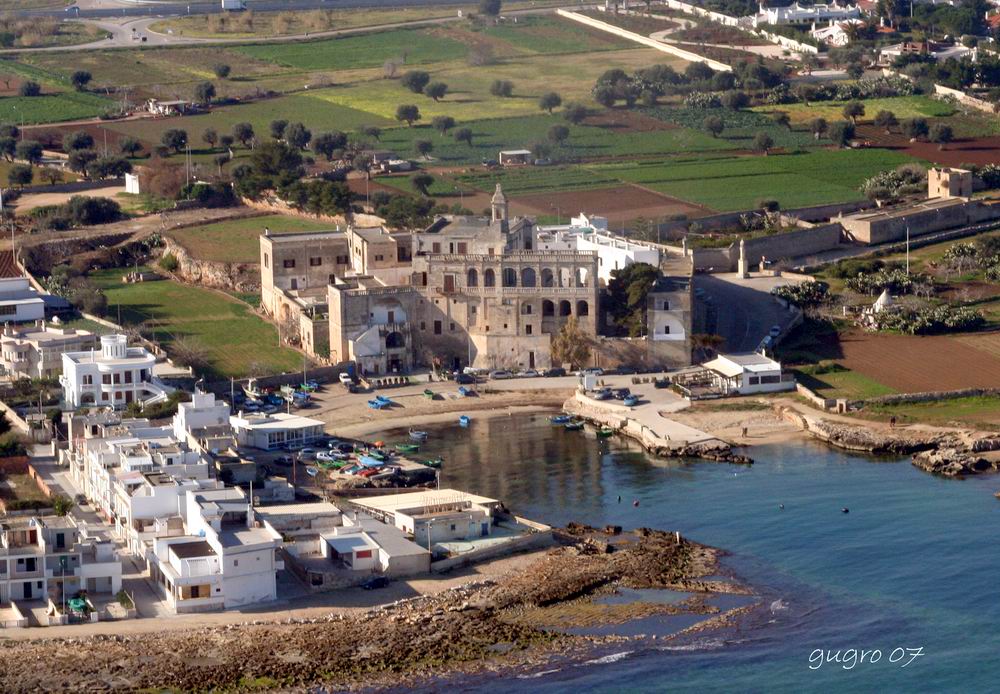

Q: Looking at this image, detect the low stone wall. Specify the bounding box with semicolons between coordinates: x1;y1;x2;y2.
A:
1;601;28;629
796;383;835;410
26;464;55;498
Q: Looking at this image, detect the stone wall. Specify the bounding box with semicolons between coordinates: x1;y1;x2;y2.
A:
864;387;1000;406
161;236;260;293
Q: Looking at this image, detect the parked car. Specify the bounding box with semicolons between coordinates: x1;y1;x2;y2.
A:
489;370;513;380
74;494;87;506
362;576;390;590
576;367;604;377
518;369;539;378
653;378;670;389
544;367;567;377
285;443;304;452
612;387;631;400
769;325;782;338
339;372;353;385
592;388;613;401
275;455;294;465
455;372;476;384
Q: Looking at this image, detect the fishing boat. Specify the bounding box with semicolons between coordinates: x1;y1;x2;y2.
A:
367;399;387;410
359;455;385;468
459;415;471;427
457;386;469;397
423;389;435;399
596;426;614;438
421;458;443;468
564;420;584;431
395;443;420;453
305;466;320;478
409;429;429;442
623;395;639;407
550;414;571;425
243;378;264;399
375;395;393;406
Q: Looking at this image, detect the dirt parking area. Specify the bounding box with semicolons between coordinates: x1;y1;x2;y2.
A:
14;185;125;214
837;330;1000;392
513;183;708;226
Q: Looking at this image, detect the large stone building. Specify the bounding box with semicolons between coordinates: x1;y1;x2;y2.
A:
261;185;695;374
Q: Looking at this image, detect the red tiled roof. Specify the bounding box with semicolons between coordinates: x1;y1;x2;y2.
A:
0;251;23;279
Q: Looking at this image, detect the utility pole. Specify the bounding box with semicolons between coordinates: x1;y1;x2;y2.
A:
905;225;910;275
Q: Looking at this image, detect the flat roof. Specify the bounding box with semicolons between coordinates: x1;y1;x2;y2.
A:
704;353;781;378
261;230;344;243
841;197;970;222
256;501;341;519
326;533;378;553
355;489;500;515
232;412;324;430
169;540;216;560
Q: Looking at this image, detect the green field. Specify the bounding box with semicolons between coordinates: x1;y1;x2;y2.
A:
168;214;334;263
0;91;113;125
474;16;635;54
754;95;956;125
796;366;897;400
89;267;303;378
453;164;623;195
643;106;827;148
375;113;726;165
235;28;468;71
108;94;391;147
861;394;1000;427
595;148;917;211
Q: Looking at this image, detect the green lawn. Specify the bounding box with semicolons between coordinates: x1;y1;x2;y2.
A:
754;95;955;125
474;16;635;54
0;91;113;125
108;94;391;147
861;394;1000;427
451;164;624;195
595;148;916;211
642;105;827;149
235;28;468;71
168;214;334;263
89;267;303;378
796;367;896;400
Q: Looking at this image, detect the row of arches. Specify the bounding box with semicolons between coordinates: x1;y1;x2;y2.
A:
465;266;590;289
540;299;589;317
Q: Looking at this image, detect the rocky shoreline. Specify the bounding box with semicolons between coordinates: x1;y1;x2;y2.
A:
0;526;747;693
776;405;1000;478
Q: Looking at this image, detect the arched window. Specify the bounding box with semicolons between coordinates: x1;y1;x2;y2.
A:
559;300;572;316
575;268;586;287
661;299;669;310
484;269;496;287
576;300;589;316
541;268;554;287
385;332;405;349
522;303;533;315
502;267;517;287
542;300;555;316
521;267;536;287
467;268;478;287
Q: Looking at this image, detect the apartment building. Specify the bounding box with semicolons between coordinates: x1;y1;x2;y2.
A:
0;321;97;380
148;488;281;612
0;515;121;605
60;334;173;410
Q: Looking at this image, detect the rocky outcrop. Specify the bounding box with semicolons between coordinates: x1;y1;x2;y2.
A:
912;448;1000;477
651;441;753;465
161;236;260;293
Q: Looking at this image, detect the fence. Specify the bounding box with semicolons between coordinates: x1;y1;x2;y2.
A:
557;9;732;71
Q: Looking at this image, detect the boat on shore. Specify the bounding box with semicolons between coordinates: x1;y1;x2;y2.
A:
565;420;584;431
423;389;435;399
459;415;471;427
550;414;571;425
305;466;319;477
596;426;614;438
395;443;420;453
421;458;443;468
409;429;429;442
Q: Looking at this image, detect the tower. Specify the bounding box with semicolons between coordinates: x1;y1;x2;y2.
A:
491;183;509;225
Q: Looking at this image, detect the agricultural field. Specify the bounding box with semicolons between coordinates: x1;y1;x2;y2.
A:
642;106;827;149
472;16;635;54
754;95;955;126
313;46;678;123
793;363;896;400
167;214;334;264
449;164;623;195
235;27;469;71
859;394;1000;427
88;267;303;378
375;111;725;165
595;148;916;211
0;91;113;125
107;96;390;150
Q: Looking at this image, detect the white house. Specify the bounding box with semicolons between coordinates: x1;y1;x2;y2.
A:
0;515;121;607
60;334;174;410
148;488;281;612
0;321;97;379
810;19;866;47
230;411;325;450
0;251;46;324
352;489;501;548
755;2;860;26
173;391;233;453
702;352;795;395
537;214;660;284
146;99;190;116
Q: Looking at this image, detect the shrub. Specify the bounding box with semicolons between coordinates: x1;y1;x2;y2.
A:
683;91;721;109
159;253;179;272
870;305;984;335
771;280;829;307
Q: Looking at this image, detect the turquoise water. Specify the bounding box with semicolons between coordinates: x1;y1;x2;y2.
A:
384;413;1000;692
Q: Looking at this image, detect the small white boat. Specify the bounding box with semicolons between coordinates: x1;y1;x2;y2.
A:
459;415;471;427
409;429;428;442
305;466;319;478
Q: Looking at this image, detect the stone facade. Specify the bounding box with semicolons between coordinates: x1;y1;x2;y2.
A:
928;167;972;199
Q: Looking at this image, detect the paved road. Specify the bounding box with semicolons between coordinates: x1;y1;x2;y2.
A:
23;0;568;20
694;272;798;353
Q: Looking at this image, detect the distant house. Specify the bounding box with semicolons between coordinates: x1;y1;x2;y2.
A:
498;149;533;166
702;352;795;395
878;40;973;64
146;99;190;116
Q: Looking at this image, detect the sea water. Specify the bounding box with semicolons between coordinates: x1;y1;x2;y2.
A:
380;413;1000;692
